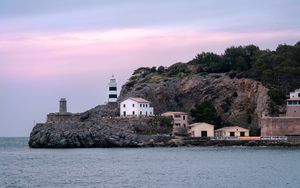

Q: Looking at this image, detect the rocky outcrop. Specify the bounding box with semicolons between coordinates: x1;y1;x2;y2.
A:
119;74;269;129
29;117;172;148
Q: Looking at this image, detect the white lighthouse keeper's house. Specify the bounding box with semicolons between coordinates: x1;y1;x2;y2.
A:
120;98;154;117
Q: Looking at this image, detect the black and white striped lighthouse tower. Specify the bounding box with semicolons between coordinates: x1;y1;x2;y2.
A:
108;74;117;102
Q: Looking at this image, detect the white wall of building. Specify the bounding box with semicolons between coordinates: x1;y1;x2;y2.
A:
290;89;300;98
188;123;214;137
215;126;249;137
120;99;153;117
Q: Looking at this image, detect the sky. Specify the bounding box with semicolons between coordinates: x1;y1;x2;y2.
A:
0;0;300;136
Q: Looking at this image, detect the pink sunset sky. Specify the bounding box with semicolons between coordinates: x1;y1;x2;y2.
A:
0;0;300;136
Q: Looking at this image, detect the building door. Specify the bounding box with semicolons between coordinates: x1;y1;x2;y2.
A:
123;111;126;116
201;131;208;137
240;132;245;137
230;132;235;137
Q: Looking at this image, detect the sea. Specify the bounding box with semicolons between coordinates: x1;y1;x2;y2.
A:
0;137;300;188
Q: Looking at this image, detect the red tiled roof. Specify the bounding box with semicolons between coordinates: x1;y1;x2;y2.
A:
162;111;188;115
287;97;300;101
127;97;150;103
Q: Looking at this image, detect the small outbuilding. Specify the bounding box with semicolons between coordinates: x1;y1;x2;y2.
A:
188;122;214;137
215;126;249;137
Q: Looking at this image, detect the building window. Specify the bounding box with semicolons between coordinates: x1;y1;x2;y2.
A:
109;87;117;91
132;104;135;107
240;132;245;137
132;111;135;115
146;104;148;107
183;115;186;120
183;124;186;127
140;104;142;107
288;101;293;105
140;111;142;115
293;101;297;105
230;132;235;137
174;114;180;118
123;111;126;116
143;104;145;107
123;104;126;108
175;123;180;127
109;94;117;98
298;93;300;97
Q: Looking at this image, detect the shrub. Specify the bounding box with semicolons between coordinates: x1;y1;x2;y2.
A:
157;66;165;74
167;62;189;76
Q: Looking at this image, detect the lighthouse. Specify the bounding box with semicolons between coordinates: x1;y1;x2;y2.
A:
108;74;118;102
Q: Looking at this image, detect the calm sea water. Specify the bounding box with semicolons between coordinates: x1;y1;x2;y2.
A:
0;137;300;188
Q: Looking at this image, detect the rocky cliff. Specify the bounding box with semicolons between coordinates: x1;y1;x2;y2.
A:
119;73;269;129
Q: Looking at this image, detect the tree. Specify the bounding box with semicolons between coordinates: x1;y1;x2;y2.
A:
190;101;220;126
190;52;229;73
150;66;157;72
268;89;286;105
157;66;165;74
167;62;189;76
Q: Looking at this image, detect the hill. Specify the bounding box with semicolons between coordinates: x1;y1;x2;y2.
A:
119;41;300;132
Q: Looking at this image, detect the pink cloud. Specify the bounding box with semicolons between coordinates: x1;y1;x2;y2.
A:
1;28;300;83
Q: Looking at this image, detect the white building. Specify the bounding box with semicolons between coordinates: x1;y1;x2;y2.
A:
214;126;249;137
108;75;117;102
289;89;300;98
287;88;300;117
188;122;214;137
120;97;154;117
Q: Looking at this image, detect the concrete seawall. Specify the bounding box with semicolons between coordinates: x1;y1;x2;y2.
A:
261;117;300;136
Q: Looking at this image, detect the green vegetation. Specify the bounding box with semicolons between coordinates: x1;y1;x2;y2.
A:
167;62;190;76
190;101;221;128
188;42;300;93
130;41;300;114
267;89;286;114
133;42;300;89
160;116;173;127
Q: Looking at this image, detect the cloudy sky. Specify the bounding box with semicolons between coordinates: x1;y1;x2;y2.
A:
0;0;300;136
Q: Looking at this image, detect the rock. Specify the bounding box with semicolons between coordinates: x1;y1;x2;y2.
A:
28;117;173;148
119;73;269;129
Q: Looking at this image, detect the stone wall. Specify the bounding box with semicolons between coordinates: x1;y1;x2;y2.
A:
47;113;81;123
260;117;300;136
286;106;300;117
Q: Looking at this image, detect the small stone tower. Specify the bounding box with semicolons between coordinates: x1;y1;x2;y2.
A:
108;74;118;102
59;98;67;113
